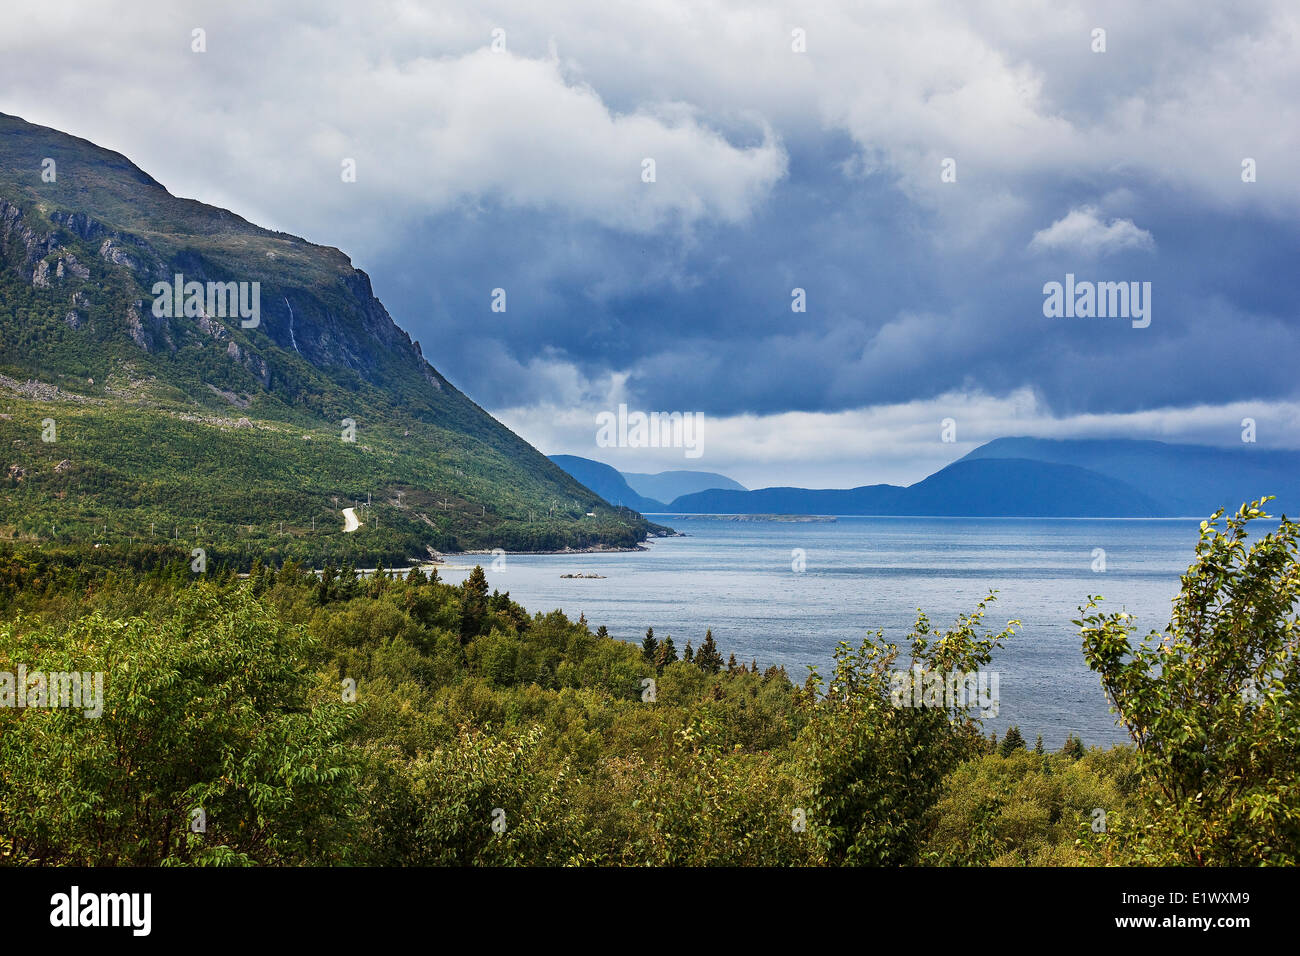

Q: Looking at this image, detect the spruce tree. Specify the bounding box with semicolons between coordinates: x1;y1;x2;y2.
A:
249;557;266;597
999;725;1027;757
458;565;490;643
642;627;658;664
695;629;723;673
315;565;335;606
654;635;678;673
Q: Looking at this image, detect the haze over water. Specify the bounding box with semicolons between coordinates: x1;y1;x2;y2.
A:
444;516;1207;747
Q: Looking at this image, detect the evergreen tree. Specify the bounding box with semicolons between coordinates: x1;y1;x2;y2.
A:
1061;735;1085;760
641;627;658;664
683;640;694;663
338;563;360;600
249;557;266;597
1034;734;1044;755
315;564;336;606
999;725;1027;757
727;653;738;673
695;629;723;673
654;635;678;673
596;624;609;639
368;562;389;598
458;565;490;643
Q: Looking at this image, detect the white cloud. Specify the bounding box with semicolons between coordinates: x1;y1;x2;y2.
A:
5;0;1297;247
2;0;1296;262
497;386;1300;488
1028;205;1155;256
0;4;787;246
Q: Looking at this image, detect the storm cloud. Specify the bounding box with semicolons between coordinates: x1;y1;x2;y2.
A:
3;0;1295;484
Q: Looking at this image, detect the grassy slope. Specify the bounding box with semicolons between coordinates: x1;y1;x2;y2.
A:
0;113;661;563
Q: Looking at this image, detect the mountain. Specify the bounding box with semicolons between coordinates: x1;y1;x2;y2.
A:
665;457;1163;516
548;456;748;510
547;456;665;513
622;469;746;502
665;437;1297;518
900;458;1165;516
957;437;1300;517
0;113;660;565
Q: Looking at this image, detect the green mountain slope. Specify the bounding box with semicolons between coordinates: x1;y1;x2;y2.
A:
0;113;660;565
547;455;666;512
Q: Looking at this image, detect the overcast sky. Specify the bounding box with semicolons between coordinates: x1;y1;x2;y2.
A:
4;0;1297;487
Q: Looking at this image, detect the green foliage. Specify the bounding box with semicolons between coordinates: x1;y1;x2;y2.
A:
0;119;668;565
798;595;1019;865
0;497;1294;866
653;635;678;673
695;629;724;673
1079;499;1300;865
0;588;360;865
923;747;1140;866
999;725;1026;756
641;627;657;664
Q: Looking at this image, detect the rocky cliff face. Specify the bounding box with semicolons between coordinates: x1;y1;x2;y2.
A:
0;112;446;410
0;112;657;559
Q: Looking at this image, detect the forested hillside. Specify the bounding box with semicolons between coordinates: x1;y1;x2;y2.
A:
0;112;659;562
2;500;1294;866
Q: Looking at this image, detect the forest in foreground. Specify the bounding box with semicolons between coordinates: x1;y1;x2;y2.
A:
1;500;1296;866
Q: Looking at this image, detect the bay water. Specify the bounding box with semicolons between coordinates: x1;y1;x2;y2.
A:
441;516;1207;747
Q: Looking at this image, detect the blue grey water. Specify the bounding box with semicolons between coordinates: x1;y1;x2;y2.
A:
440;516;1208;748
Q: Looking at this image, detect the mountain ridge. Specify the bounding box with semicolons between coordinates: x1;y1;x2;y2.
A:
0;112;660;563
597;438;1295;517
622;468;746;501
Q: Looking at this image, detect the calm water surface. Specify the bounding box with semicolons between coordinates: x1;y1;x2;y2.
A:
440;516;1206;747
